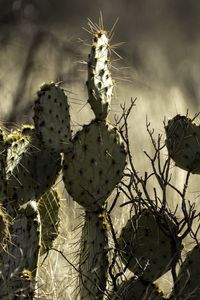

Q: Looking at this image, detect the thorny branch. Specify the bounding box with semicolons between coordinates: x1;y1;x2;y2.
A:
109;100;200;297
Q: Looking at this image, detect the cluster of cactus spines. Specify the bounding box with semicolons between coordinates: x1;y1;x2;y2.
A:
63;120;126;211
165;114;200;173
170;244;200;299
87;29;113;120
34;82;72;153
38;188;61;255
118;209;181;283
79;211;109;299
112;278;165;300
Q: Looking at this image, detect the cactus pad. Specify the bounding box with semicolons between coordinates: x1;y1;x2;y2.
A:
118;209;180;282
34;82;72;152
112;278;164;300
165;115;200;173
87;30;114;120
172;244;200;299
0;200;41;299
63;120;126;211
79;211;108;299
38;189;60;255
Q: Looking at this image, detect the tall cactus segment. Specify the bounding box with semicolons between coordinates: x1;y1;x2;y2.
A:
34;82;72;153
62;21;127;300
165;114;200;173
118;209;181;282
0;200;41;299
79;211;109;299
171;244;200;300
63;120;126;211
87;29;114;120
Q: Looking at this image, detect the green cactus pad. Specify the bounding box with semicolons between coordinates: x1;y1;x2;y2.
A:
165;115;200;173
79;211;108;299
87;30;114;120
112;278;164;300
33;82;72;152
0;200;41;299
171;244;200;299
118;209;181;282
6;131;61;205
63;120;126;211
38;189;60;255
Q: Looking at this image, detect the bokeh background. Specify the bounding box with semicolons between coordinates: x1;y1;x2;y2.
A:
1;0;200;299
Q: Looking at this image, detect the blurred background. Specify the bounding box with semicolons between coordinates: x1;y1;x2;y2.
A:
1;0;200;298
1;0;200;124
1;0;200;166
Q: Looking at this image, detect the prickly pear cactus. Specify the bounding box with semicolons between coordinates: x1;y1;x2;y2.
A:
38;188;60;255
34;82;72;153
79;211;109;299
0;200;41;299
118;209;181;282
165;114;200;173
171;244;200;299
0;89;63;299
63;120;126;211
112;278;165;300
87;30;114;120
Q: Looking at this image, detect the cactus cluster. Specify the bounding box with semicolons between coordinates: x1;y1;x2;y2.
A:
0;83;64;298
0;19;200;300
